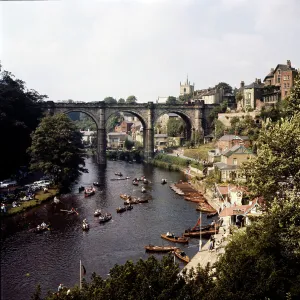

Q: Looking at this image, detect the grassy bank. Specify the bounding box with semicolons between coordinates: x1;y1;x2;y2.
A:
5;188;59;216
183;143;215;160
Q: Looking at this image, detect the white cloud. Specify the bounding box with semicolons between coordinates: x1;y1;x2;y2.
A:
1;0;299;102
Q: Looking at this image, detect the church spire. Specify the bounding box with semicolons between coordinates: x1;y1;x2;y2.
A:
186;74;189;85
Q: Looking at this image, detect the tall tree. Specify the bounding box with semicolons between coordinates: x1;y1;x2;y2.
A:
215;82;233;94
104;97;117;104
167;118;186;137
28;114;87;185
118;98;125;104
166;96;177;104
0;65;46;179
241;112;300;202
126;95;137;104
286;74;300;116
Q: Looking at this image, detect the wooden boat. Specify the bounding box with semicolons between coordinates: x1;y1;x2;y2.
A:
161;233;189;244
126;205;133;211
116;207;127;213
196;205;217;213
78;186;85;193
184;224;212;233
84;187;96;197
93;182;100;187
120;194;130;200
138;198;148;204
145;245;178;253
60;208;79;215
183;229;218;238
53;196;60;204
35;224;50;233
99;213;112;223
115;172;123;177
141;187;146;193
124;199;139;205
207;211;218;218
82;222;89;231
174;249;190;263
132;180;139;186
94;209;102;217
161;179;167;184
143;179;149;184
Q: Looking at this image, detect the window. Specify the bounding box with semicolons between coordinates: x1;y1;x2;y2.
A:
278;69;281;75
284;83;286;88
184;88;186;93
287;75;290;80
233;158;237;165
287;83;290;88
277;77;281;84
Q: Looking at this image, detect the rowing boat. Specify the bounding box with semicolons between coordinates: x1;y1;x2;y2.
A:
161;233;189;244
144;245;178;252
174;249;190;263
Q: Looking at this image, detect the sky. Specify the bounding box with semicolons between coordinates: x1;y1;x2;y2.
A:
1;0;300;103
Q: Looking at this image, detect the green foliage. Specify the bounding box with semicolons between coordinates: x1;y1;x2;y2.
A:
104;97;117;104
183;143;214;160
74;114;97;131
214;119;225;139
241;113;300;202
167;118;186;137
124;138;134;150
153;153;190;168
178;92;193;102
126;95;137;104
166;96;177;104
118;98;125;103
106;114;120;133
0;66;46;178
286;74;300;116
28;114;87;186
209;100;228;122
215;82;233;94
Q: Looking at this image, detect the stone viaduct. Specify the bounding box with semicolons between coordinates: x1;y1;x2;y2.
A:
42;100;216;166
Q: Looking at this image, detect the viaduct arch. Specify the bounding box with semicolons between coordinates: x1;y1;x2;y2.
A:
42;101;216;166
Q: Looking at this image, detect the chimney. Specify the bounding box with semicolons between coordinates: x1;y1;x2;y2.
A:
271;68;274;73
258;79;261;84
287;60;291;69
255;78;258;83
240;81;245;88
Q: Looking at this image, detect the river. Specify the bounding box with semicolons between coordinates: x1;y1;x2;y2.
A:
0;157;212;300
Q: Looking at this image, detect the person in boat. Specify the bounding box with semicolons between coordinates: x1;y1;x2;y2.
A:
41;222;47;229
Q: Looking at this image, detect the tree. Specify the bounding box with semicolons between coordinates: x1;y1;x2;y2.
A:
286;74;300;116
118;98;125;104
209;100;228;122
214;119;225;139
215;82;233;94
178;92;193;103
167;118;186;137
104;97;117;104
106;114;120;133
241;112;300;202
166;96;177;105
74;114;97;131
124;138;134;150
126;95;137;104
28;114;87;186
0;65;46;179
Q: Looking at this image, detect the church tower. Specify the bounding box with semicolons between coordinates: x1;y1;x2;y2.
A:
180;75;194;96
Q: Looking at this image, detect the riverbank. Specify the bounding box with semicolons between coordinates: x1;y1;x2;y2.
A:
2;187;59;217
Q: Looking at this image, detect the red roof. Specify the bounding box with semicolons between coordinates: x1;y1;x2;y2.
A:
219;199;258;217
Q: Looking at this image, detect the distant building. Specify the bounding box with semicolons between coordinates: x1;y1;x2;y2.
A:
180;76;194;96
115;121;134;134
217;134;250;153
80;129;96;144
107;132;129;149
154;134;168;150
238;79;264;110
263;60;298;99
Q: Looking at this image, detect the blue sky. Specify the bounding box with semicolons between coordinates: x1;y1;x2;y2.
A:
1;0;300;102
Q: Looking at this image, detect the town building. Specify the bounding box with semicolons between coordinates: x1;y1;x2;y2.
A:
107;132;129;149
180;76;194;96
115;121;134;134
80;129;96;144
238;79;264;110
263;60;298;99
217;134;250;152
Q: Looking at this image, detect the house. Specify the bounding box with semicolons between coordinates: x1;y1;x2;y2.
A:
219;199;263;227
154;134;168;150
214;144;254;182
214;184;247;206
263;60;298;99
238;79;264;110
217;134;250;152
115;121;134;133
107;132;128;149
131;124;143;144
80;129;96;144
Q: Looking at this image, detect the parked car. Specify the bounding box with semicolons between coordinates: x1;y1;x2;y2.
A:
0;179;17;189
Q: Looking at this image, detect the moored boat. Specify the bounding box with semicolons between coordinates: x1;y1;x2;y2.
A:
35;222;50;233
120;194;130;200
94;209;102;217
138;198;148;204
99;213;112;223
183;229;217;238
161;232;189;244
93;182;100;187
132;180;139;186
174;249;190;263
84;187;96;197
196;204;217;213
115;172;123;177
145;245;178;253
116;206;127;213
161;179;167;184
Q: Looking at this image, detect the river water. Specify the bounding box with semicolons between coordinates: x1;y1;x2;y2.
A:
1;157;212;300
